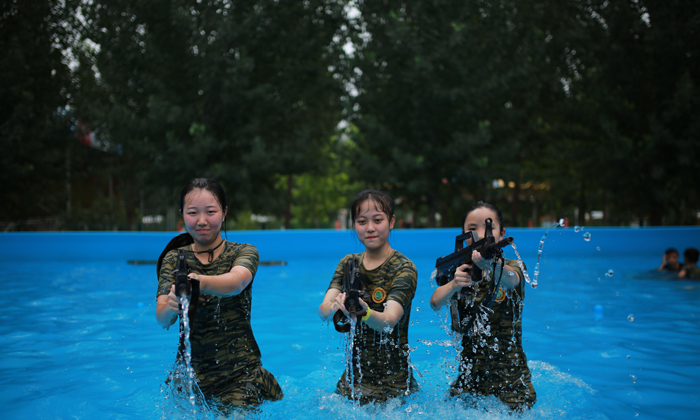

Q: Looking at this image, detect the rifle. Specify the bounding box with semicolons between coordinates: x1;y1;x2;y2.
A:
173;249;200;329
332;257;369;333
434;218;513;287
434;218;513;335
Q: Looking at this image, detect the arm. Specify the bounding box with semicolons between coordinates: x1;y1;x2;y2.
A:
430;263;474;310
189;265;253;297
319;288;342;321
678;269;687;279
658;254;667;271
358;299;404;332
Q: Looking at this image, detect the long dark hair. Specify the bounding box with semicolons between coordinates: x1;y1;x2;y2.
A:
461;201;504;233
350;189;395;226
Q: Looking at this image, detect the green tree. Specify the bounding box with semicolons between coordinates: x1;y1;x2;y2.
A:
75;0;348;227
349;1;579;227
0;0;81;227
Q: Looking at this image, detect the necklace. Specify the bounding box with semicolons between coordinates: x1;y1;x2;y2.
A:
193;238;225;263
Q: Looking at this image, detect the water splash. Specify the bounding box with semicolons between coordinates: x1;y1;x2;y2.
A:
627;314;634;322
531;218;566;287
510;243;533;288
606;269;614;277
180;297;198;413
583;232;591;241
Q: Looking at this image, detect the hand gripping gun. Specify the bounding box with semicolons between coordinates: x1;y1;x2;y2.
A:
332;257;369;333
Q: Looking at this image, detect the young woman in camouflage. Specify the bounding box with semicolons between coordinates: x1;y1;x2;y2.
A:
318;189;418;404
156;178;283;408
430;201;536;411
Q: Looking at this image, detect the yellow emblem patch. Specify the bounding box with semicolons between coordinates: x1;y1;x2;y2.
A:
372;287;387;303
494;286;506;303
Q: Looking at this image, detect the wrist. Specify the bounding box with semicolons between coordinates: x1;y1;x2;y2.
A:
361;308;371;322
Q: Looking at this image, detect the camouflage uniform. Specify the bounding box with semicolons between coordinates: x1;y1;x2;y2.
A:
328;250;418;404
681;264;700;279
448;258;536;410
157;241;283;406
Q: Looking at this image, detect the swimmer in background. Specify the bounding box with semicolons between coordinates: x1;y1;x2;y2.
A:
658;248;682;272
318;189;418;403
678;248;700;279
430;201;536;411
155;178;283;409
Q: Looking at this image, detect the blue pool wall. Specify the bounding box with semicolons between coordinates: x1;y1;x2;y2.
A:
1;227;697;262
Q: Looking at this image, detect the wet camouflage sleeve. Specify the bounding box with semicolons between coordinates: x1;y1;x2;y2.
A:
157;249;179;298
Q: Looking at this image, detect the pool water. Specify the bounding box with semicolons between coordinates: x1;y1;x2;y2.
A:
1;228;699;419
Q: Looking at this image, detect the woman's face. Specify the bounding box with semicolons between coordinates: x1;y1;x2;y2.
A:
182;188;227;246
463;207;504;242
354;199;395;252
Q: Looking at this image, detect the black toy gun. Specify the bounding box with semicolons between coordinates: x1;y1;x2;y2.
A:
173;249;200;324
174;249;192;298
333;257;368;333
434;218;513;287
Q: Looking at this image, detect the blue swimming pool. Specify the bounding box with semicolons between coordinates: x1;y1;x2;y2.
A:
1;227;699;419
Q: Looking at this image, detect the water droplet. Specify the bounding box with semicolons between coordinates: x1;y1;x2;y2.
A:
574;226;581;232
627;355;631;359
627;314;634;322
630;374;637;383
426;350;430;354
596;246;601;251
605;269;614;277
558;218;565;226
583;232;591;241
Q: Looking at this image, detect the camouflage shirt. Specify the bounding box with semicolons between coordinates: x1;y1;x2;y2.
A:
449;258;536;409
328;250;418;402
681;264;700;279
157;241;280;402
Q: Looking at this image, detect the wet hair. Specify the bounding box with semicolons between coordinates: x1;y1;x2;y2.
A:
179;178;227;214
683;248;699;264
350;189;395;226
664;247;679;256
461;201;504;233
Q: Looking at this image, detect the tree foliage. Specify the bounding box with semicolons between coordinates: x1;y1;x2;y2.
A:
1;0;698;230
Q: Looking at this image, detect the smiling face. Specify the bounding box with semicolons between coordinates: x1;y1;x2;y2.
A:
463;207;505;243
182;188;227;247
354;198;395;252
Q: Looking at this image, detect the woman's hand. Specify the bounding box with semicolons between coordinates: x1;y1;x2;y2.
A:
333;292;349;316
165;285;181;314
155;285;181;329
471;250;492;271
453;263;477;290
